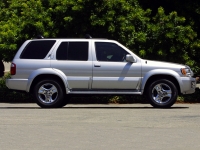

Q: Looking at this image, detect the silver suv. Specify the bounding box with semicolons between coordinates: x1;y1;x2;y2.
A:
6;37;196;108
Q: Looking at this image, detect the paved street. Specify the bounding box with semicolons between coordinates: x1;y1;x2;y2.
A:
0;103;200;150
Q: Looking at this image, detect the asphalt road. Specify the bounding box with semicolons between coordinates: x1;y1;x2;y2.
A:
0;103;200;150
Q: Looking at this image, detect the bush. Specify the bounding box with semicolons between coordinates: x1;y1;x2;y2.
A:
1;0;200;74
0;73;34;102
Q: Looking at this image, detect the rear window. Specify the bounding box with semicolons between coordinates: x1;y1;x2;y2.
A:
20;40;56;59
56;42;88;61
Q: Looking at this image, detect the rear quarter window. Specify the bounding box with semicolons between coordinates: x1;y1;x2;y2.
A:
20;40;56;59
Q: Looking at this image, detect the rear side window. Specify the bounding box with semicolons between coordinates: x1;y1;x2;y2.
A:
56;42;88;61
20;40;56;59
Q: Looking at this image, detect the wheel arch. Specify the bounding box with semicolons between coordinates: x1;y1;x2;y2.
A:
26;68;70;94
29;74;67;94
143;74;181;95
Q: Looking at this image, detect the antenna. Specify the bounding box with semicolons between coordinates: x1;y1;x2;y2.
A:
85;34;92;39
36;35;44;39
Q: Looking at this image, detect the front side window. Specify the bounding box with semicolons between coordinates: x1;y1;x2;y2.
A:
56;42;88;61
20;40;56;59
95;42;129;62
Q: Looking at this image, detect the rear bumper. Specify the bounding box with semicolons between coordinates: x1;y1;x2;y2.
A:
6;79;28;91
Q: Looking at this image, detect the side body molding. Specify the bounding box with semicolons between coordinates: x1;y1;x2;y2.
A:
140;69;182;94
26;68;70;94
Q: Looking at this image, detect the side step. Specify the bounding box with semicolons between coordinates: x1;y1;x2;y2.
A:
68;90;142;95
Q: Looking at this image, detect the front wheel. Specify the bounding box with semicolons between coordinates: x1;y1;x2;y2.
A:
147;79;178;108
33;79;64;108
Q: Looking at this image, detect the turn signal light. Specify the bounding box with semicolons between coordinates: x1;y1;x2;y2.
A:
181;68;187;76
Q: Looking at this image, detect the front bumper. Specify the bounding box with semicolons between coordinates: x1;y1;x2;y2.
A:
180;77;196;94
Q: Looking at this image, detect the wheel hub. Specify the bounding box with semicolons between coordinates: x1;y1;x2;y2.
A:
152;83;172;104
38;83;58;104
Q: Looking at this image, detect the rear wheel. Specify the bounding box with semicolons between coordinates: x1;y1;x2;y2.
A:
33;79;64;108
147;79;178;108
60;95;71;107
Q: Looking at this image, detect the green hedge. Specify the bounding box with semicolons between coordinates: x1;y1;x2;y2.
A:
0;73;200;103
1;0;200;75
0;73;34;102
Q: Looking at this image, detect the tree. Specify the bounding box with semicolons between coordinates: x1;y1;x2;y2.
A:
0;0;200;73
87;1;200;72
0;0;54;61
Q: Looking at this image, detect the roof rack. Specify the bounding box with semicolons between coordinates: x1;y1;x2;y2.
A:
34;34;109;40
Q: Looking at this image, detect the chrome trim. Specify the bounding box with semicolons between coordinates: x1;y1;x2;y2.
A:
68;90;142;95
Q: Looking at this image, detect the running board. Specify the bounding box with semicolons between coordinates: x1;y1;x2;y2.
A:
68;90;142;95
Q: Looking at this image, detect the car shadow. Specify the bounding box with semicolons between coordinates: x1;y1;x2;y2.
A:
0;105;189;109
62;106;189;109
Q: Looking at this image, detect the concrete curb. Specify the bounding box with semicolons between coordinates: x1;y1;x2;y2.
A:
196;83;200;89
3;62;10;73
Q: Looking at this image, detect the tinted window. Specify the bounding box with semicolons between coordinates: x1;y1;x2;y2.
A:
56;42;68;60
56;42;88;61
20;40;56;59
95;42;129;62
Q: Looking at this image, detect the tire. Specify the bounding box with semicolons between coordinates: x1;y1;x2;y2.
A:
60;95;71;107
33;79;64;108
147;79;178;108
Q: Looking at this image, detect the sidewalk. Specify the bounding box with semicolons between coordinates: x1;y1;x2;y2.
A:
3;62;10;72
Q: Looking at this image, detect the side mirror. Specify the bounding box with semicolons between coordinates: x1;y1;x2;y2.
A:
126;54;136;63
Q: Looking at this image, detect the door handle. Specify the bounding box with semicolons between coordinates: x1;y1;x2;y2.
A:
94;64;101;67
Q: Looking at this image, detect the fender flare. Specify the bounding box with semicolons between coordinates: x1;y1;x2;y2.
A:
26;68;70;94
141;69;182;94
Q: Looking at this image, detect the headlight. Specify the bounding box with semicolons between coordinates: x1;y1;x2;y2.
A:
181;67;193;77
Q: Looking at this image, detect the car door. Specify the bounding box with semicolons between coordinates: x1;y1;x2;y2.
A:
51;40;92;89
92;41;141;89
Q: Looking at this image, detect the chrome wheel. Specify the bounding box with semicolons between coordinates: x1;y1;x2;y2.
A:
34;79;64;108
152;83;172;104
38;83;58;104
148;79;177;108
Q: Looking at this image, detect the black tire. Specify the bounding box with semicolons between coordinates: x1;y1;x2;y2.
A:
60;95;71;107
147;79;178;108
33;79;64;108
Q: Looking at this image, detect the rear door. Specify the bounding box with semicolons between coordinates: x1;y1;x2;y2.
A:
51;40;92;89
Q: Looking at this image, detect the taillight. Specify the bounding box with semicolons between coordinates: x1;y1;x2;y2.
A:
10;63;16;75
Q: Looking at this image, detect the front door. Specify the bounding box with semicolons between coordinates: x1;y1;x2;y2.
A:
92;42;141;90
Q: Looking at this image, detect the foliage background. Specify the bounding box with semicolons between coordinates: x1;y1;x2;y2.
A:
1;0;200;103
0;0;200;73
